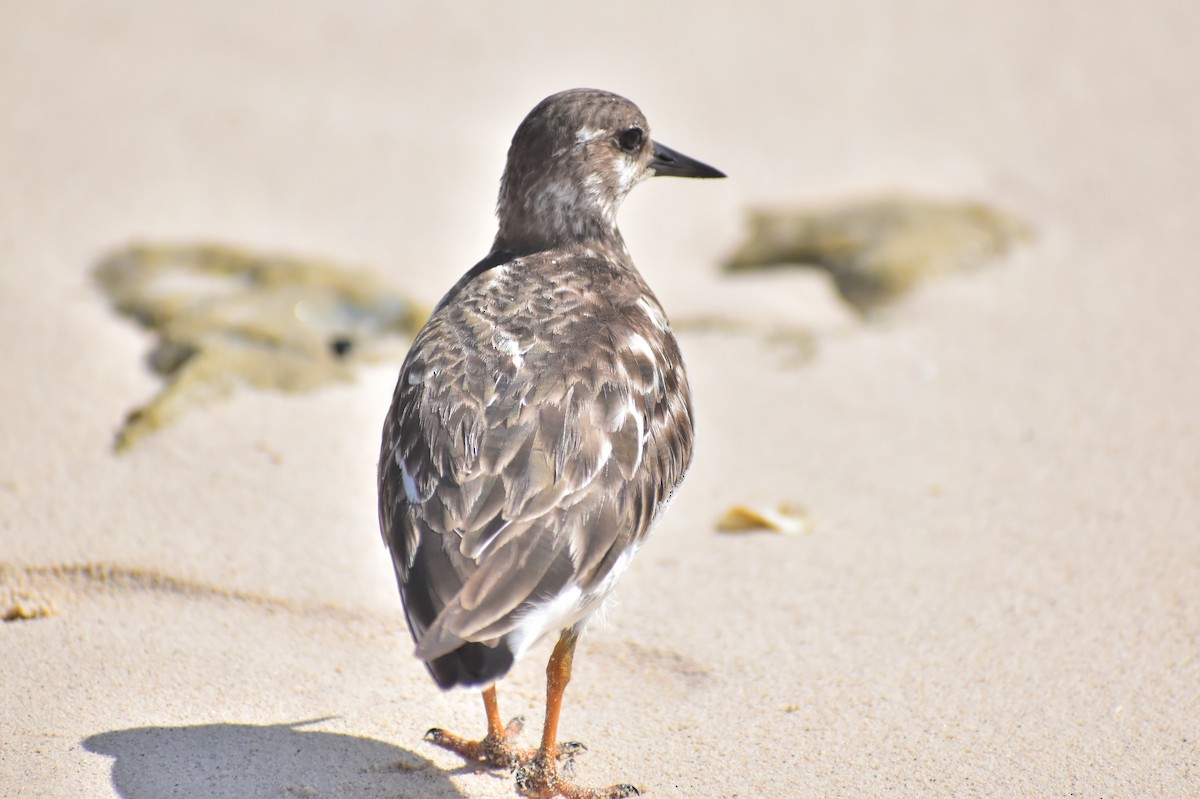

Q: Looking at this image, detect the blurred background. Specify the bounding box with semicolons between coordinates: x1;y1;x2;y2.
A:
3;2;1198;798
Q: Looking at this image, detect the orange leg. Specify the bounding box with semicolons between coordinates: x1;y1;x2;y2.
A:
484;684;513;739
425;685;531;769
514;630;639;799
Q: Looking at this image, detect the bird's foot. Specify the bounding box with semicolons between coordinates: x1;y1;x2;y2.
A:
426;715;531;769
425;717;586;772
514;749;638;799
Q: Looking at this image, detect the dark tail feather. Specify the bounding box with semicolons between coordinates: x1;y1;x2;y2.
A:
426;640;515;689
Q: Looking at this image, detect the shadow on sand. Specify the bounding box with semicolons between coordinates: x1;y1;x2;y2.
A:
83;719;468;798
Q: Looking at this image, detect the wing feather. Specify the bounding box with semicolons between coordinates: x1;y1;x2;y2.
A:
378;252;693;671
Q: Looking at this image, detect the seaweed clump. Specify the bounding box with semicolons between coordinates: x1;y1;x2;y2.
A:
725;196;1031;312
95;243;426;452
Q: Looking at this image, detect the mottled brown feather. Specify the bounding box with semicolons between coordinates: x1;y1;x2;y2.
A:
379;249;693;666
377;89;711;688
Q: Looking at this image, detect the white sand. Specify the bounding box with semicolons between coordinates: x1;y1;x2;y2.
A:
2;2;1197;797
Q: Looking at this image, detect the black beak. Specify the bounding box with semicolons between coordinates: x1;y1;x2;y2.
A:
649;140;726;179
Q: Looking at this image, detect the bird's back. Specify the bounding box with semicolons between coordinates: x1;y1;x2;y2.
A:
379;246;693;688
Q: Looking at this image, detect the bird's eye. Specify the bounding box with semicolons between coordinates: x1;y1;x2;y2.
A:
616;126;644;153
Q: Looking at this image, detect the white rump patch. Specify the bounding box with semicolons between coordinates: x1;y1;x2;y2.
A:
508;586;584;658
507;545;644;658
578;546;640;631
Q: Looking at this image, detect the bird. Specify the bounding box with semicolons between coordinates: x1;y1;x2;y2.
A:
378;88;724;799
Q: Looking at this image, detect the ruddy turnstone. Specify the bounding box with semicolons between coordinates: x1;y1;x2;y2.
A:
378;88;723;798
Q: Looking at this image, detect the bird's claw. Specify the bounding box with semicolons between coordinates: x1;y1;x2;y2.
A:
423;722;534;770
514;750;639;798
558;741;587;758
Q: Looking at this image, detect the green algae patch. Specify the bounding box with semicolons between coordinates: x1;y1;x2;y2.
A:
724;196;1032;312
96;243;427;452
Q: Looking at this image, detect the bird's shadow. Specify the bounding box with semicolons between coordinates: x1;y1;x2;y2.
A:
83;718;469;799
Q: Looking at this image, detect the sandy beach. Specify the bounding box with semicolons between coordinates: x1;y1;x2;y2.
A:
3;2;1198;797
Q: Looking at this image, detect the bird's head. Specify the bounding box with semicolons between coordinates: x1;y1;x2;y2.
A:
495;88;724;254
